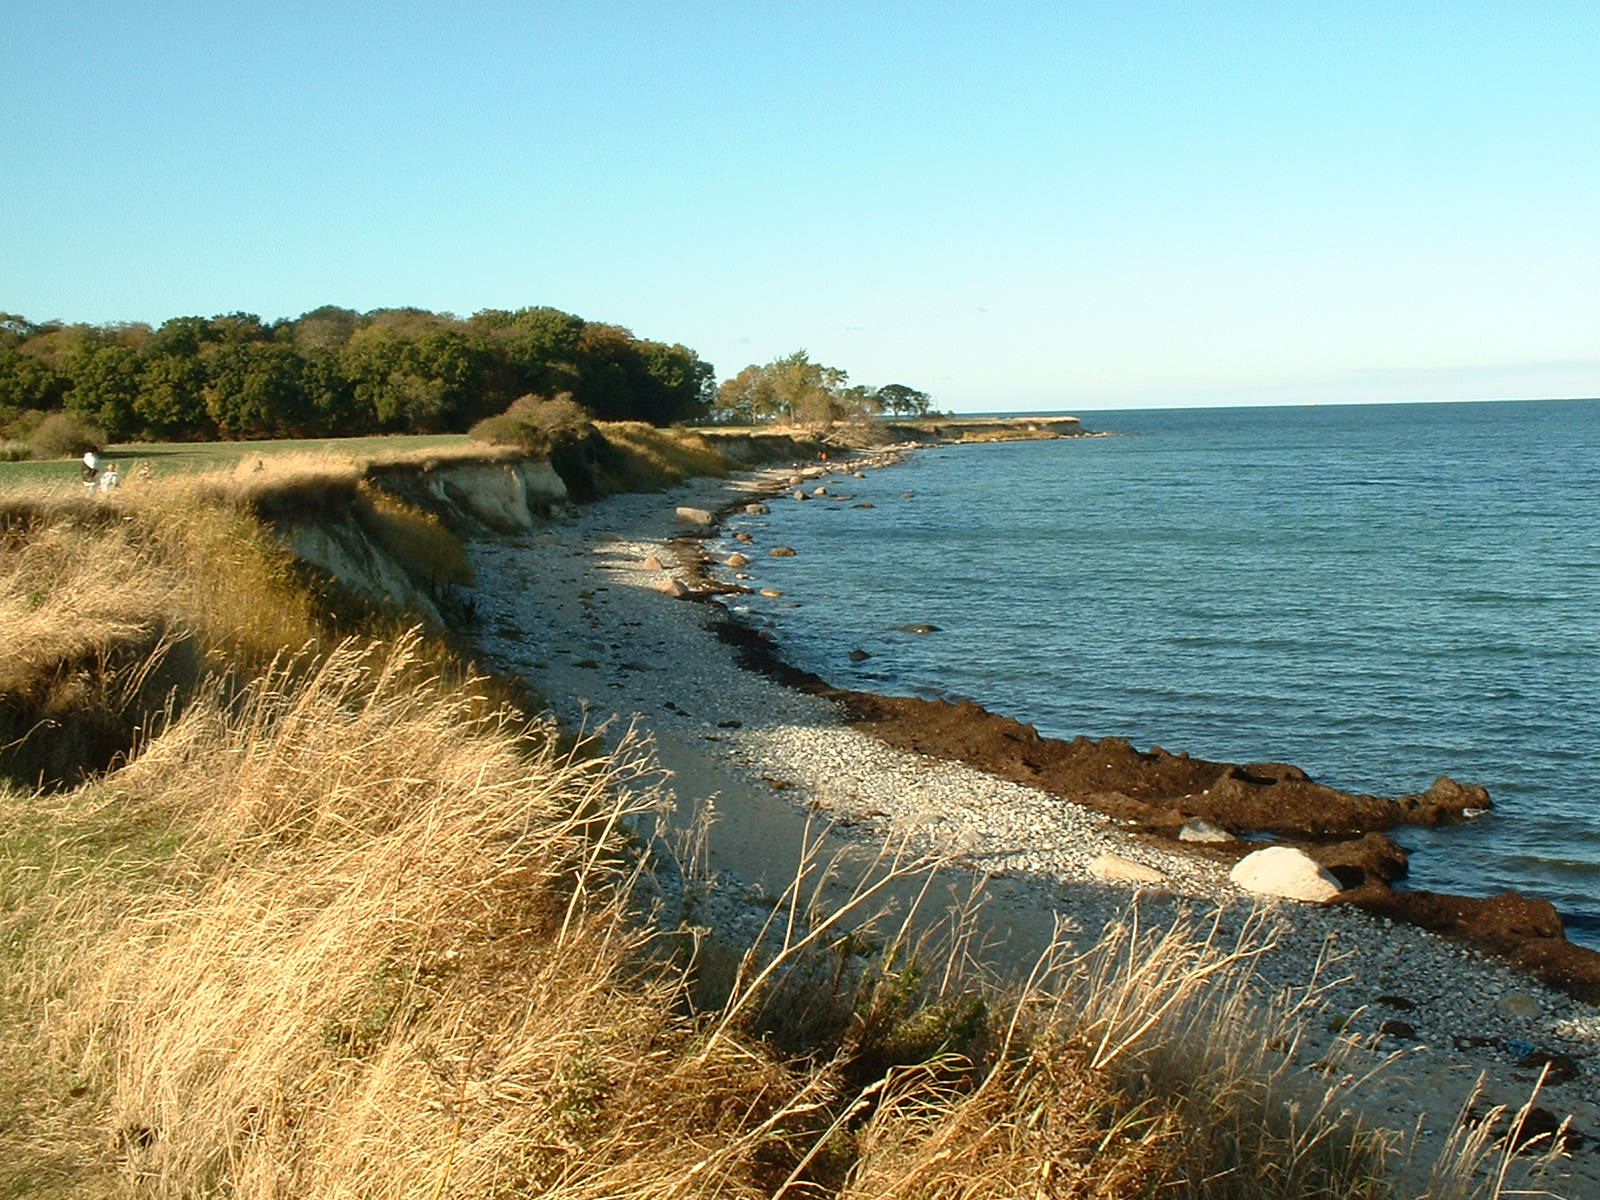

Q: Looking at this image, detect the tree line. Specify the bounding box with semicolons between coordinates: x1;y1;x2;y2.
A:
711;350;932;425
0;306;715;443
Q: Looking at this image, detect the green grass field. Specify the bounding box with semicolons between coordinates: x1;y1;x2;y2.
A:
0;433;471;488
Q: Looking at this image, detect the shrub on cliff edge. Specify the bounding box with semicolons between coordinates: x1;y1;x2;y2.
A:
469;391;593;452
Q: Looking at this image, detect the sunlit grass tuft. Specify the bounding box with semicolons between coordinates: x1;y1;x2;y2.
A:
598;422;733;490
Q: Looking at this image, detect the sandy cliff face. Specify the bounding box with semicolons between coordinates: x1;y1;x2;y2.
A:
402;459;571;533
280;518;450;626
275;457;573;627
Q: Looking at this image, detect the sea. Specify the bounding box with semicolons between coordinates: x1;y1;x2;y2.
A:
718;398;1600;949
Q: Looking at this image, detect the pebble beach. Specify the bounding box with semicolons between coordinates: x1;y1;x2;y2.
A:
465;453;1600;1198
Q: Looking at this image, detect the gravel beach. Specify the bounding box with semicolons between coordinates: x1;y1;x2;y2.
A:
465;455;1600;1198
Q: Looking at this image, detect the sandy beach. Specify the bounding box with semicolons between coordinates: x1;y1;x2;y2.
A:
464;453;1600;1197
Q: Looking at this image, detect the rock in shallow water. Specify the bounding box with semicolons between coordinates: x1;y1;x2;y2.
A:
1179;818;1236;843
675;506;716;528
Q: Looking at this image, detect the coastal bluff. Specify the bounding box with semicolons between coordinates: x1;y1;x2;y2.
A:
267;419;1092;624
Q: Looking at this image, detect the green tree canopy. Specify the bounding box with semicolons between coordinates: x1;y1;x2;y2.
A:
0;304;720;441
202;341;308;437
877;383;932;417
290;306;361;354
134;353;210;438
342;317;487;432
0;313;48;349
0;347;68;415
470;306;584;402
145;316;216;359
63;343;140;439
712;351;917;427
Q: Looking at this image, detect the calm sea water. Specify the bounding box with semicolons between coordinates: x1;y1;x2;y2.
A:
719;399;1600;948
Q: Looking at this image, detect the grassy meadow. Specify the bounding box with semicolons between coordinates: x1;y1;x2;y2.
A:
0;433;1544;1198
0;433;474;488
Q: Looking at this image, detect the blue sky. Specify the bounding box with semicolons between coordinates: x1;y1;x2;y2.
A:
6;2;1597;411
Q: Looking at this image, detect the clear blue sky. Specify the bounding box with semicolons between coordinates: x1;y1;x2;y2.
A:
6;2;1597;411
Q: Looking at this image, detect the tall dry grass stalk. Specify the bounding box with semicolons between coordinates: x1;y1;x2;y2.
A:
1;463;487;789
1412;1069;1573;1200
0;507;177;695
354;483;474;590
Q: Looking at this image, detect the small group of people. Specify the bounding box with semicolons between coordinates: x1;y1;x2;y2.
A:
81;449;121;494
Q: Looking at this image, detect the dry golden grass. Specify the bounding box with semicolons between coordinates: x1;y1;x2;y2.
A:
0;505;176;696
0;447;495;691
56;639;667;1196
598;423;733;490
353;483;474;590
2;634;1323;1199
8;636;820;1198
0;461;494;793
1;481;325;688
0;483;330;789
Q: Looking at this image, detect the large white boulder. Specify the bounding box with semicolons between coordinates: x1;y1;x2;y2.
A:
1228;846;1343;903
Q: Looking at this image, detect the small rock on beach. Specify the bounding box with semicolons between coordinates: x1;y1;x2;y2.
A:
1089;853;1167;883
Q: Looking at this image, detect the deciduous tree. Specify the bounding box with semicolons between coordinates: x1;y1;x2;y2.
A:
470;306;584;403
877;382;933;416
135;353;210;437
341;318;485;432
63;343;140;439
714;351;847;426
0;347;67;413
202;341;307;437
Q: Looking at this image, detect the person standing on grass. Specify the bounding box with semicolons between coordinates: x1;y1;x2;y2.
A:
81;448;101;494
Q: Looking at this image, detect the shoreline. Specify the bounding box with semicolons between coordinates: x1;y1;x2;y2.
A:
676;446;1600;1000
463;448;1600;1193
